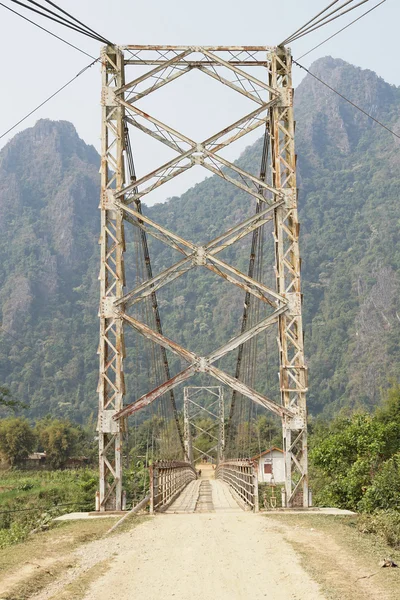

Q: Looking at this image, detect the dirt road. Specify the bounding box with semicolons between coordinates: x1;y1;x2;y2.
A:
82;512;324;600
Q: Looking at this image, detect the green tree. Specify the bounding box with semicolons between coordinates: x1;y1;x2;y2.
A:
35;418;82;469
0;417;35;465
310;413;390;509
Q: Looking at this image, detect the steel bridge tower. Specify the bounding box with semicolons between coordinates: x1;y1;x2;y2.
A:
98;45;308;510
183;386;225;466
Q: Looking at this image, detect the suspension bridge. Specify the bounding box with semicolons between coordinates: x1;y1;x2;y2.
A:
0;0;390;518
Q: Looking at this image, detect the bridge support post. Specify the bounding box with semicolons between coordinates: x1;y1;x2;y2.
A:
218;387;225;464
183;388;193;465
98;46;126;511
270;47;308;507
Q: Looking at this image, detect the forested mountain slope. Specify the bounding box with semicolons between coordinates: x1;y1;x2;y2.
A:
1;56;399;421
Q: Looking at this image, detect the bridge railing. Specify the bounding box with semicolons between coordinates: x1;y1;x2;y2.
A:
216;459;259;512
149;461;197;513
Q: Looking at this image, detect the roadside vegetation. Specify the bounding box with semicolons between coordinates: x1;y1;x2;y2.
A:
0;469;98;548
309;382;400;549
1;381;400;555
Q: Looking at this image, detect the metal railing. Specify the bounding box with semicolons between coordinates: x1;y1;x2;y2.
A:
216;459;259;511
149;461;197;513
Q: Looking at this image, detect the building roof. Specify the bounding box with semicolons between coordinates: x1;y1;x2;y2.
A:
252;447;284;460
28;452;46;460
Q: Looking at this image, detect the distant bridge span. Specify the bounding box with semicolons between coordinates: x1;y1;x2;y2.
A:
149;461;258;513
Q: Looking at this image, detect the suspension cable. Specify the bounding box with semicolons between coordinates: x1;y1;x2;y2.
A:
8;0;113;44
280;0;342;45
124;127;186;458
296;0;386;59
286;0;374;44
226;124;270;457
280;0;373;45
40;0;112;44
0;2;96;58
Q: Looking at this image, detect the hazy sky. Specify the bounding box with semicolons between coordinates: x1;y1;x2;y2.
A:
0;0;397;203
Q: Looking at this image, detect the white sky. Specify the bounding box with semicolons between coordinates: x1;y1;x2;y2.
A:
0;0;397;203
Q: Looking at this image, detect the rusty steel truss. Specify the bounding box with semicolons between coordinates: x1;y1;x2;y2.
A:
98;45;308;510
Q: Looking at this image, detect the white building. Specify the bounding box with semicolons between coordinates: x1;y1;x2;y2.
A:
253;447;285;484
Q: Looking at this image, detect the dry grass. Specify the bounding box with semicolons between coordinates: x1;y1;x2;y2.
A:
0;517;122;599
265;513;400;600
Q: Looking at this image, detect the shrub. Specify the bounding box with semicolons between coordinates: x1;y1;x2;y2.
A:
358;453;400;512
357;510;400;549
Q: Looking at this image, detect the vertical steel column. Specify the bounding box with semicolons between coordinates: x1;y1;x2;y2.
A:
98;46;126;511
270;47;308;507
218;388;225;464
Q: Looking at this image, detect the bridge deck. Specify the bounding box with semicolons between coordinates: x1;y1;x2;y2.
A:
166;478;242;513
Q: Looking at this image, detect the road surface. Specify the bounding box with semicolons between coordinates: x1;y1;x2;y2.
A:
83;512;324;600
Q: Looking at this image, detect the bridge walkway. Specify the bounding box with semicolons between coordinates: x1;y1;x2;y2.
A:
166;465;242;514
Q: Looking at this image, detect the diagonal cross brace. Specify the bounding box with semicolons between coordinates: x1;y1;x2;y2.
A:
115;99;281;203
114;200;286;309
114;305;292;420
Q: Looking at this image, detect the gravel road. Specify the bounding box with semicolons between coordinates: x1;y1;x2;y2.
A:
82;512;325;600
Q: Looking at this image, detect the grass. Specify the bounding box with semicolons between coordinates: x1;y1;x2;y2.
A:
264;513;400;600
0;516;143;599
0;468;98;548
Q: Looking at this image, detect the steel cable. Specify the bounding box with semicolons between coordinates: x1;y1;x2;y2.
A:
281;0;372;45
10;0;108;43
280;0;342;46
226;124;270;458
0;57;99;140
41;0;112;44
24;0;109;41
0;2;96;58
286;0;373;44
296;0;386;59
293;60;400;140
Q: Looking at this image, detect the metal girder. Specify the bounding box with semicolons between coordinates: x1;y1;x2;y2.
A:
98;44;309;510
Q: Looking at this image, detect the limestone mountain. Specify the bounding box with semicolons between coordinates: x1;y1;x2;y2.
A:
1;56;400;421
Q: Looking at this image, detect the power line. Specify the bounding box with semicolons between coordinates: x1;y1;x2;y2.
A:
281;0;372;45
297;0;386;60
8;0;112;44
293;60;400;140
0;57;99;141
0;2;96;59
